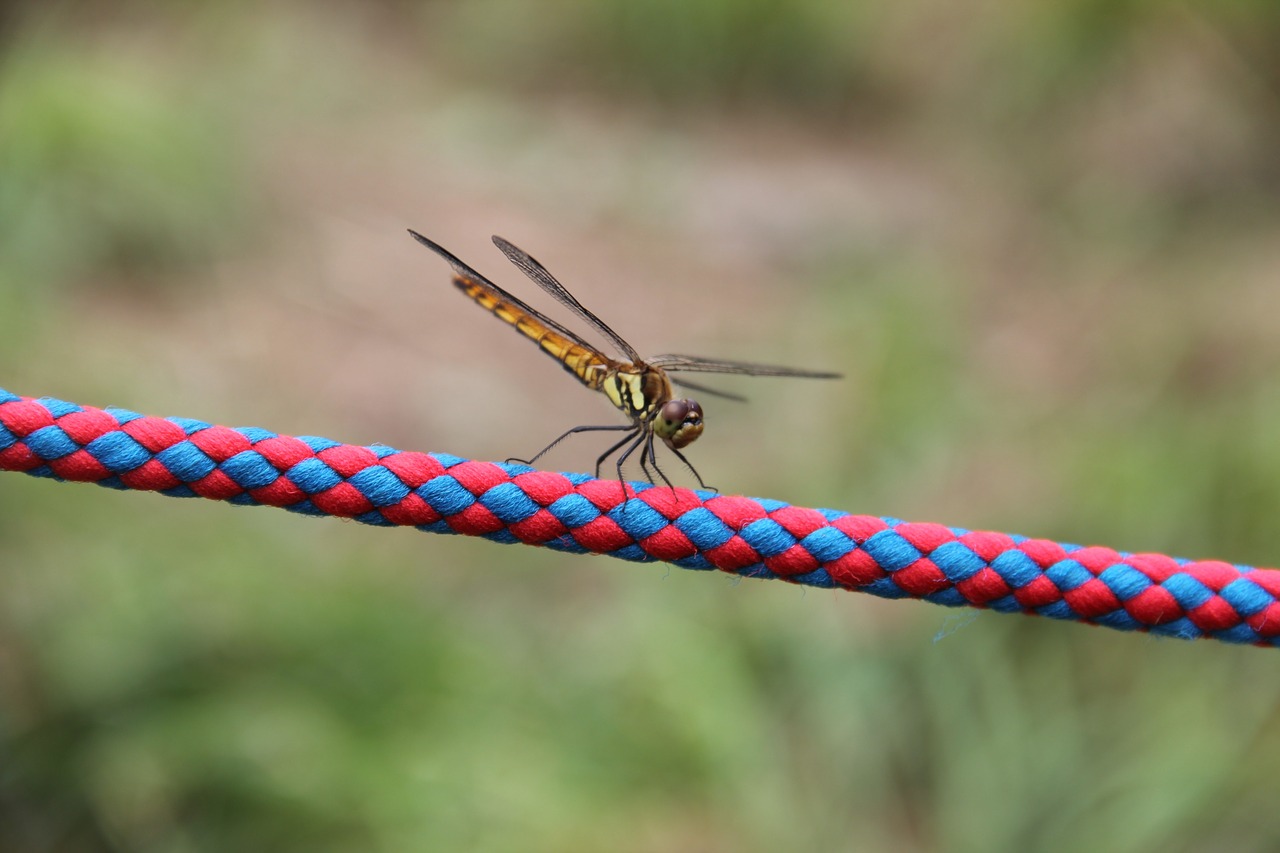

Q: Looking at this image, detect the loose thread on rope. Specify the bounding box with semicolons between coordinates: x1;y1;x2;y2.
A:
2;387;1278;648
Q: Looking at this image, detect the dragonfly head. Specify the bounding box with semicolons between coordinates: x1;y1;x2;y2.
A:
654;398;704;449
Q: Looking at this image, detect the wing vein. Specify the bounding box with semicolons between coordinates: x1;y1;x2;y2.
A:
408;230;604;355
492;235;643;363
651;353;842;379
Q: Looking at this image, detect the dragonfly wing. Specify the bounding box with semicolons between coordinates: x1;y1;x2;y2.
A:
669;376;748;402
650;353;842;379
408;230;601;353
492;235;643;363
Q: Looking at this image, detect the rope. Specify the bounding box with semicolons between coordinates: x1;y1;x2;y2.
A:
3;387;1277;648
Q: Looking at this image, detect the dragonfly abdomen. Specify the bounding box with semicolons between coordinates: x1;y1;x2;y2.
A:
454;276;612;392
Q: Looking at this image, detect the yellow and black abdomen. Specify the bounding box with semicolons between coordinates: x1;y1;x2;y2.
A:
454;276;612;392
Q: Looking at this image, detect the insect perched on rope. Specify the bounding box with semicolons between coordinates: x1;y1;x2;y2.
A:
409;231;841;491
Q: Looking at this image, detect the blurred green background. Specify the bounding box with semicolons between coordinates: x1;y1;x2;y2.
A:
3;1;1280;850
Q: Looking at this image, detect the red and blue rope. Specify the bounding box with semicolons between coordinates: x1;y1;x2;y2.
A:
3;387;1278;648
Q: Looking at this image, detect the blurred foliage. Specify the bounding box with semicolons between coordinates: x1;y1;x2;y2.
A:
433;0;1280;136
436;0;885;113
0;31;249;292
3;0;1280;851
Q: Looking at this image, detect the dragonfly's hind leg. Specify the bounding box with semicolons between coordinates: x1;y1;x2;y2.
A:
508;423;634;467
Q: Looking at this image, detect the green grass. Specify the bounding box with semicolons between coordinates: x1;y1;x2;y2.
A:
0;33;249;291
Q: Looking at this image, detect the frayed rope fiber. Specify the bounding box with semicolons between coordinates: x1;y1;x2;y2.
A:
3;387;1278;648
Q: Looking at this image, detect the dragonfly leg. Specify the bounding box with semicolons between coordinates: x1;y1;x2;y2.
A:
637;455;650;485
509;423;635;467
593;428;640;478
593;429;649;510
612;429;650;494
637;432;655;485
667;445;716;493
642;432;679;499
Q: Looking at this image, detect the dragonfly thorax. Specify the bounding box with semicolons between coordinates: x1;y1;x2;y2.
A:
603;368;669;420
603;368;703;447
604;368;703;448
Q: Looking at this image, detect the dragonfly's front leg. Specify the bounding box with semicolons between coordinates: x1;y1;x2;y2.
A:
667;444;716;493
641;432;679;498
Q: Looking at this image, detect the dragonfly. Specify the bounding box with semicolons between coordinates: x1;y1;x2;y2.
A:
408;230;841;492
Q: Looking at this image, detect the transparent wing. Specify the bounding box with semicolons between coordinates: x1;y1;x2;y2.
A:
408;230;602;354
492;235;643;363
650;353;842;379
670;376;748;403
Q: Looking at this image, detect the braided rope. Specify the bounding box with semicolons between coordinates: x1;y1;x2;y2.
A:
3;387;1278;647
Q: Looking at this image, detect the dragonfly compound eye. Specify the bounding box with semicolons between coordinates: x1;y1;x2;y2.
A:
658;399;704;449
